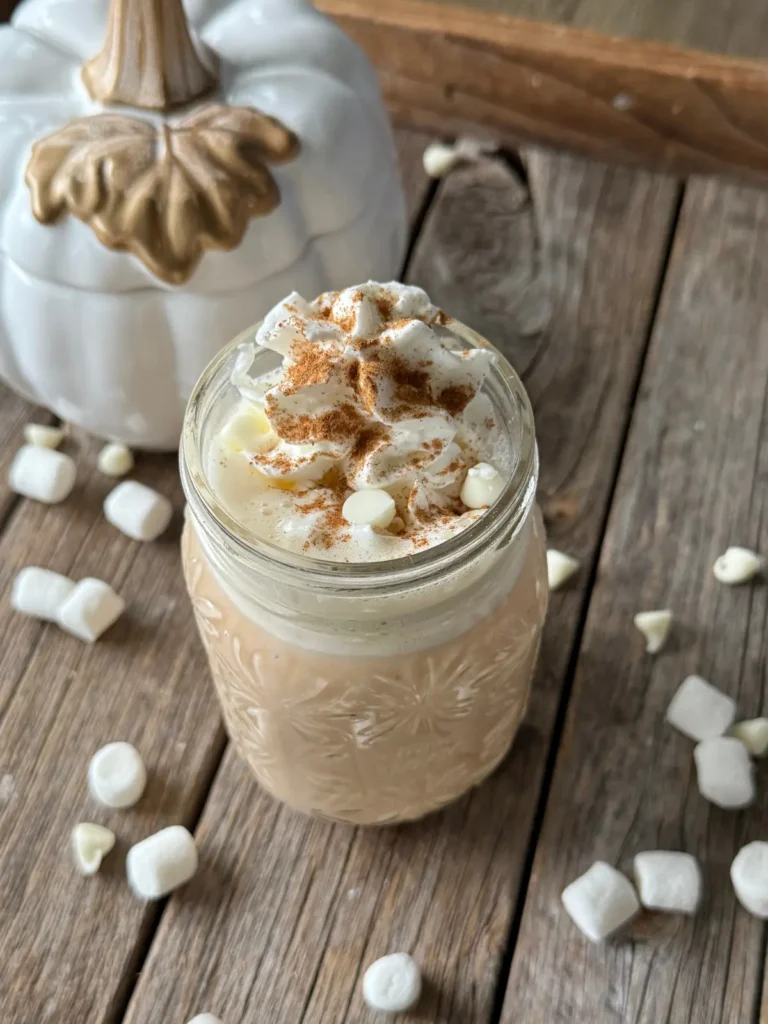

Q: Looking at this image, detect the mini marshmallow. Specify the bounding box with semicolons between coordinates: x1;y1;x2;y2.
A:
342;489;396;529
731;841;768;918
362;953;422;1013
97;442;134;477
8;444;76;504
460;462;506;509
633;851;702;914
72;822;115;876
561;861;640;942
11;566;75;622
730;718;768;757
422;137;497;178
694;736;754;809
187;1017;221;1024
23;423;64;449
57;577;125;642
713;546;765;585
665;675;736;741
88;741;147;808
126;825;198;900
422;141;462;178
633;609;673;654
547;550;580;591
104;481;173;541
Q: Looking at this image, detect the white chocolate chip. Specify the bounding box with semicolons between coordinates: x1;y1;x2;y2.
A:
8;444;76;504
219;403;277;454
57;577;125;643
97;442;134;477
342;489;396;529
694;736;754;809
633;609;673;654
126;825;198;900
422;138;497;178
88;741;147;808
713;546;765;584
422;141;462;178
665;674;736;741
11;566;75;622
104;481;173;542
731;841;768;918
546;549;580;591
730;718;768;757
633;851;701;915
186;1016;222;1024
23;423;64;449
362;953;422;1013
460;462;505;509
561;861;639;942
72;822;115;876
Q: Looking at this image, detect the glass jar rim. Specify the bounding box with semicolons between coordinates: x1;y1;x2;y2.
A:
180;316;538;591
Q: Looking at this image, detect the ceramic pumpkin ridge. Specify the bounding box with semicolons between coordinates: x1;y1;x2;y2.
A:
23;0;300;285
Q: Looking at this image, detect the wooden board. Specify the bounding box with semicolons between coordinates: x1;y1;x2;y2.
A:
501;176;768;1021
317;0;768;185
119;145;679;1023
0;431;226;1023
347;0;768;60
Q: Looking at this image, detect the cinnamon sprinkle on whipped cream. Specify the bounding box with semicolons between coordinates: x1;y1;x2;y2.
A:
209;282;511;562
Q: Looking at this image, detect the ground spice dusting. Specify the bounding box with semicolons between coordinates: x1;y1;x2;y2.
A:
374;295;394;321
438;384;473;417
246;288;491;554
281;340;335;395
265;397;363;445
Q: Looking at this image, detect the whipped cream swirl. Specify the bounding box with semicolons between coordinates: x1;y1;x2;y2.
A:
212;282;509;561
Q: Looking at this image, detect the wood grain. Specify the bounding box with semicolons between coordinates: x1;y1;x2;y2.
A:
0;128;438;1024
121;152;679;1024
0;431;226;1024
502;177;768;1022
318;0;768;185
336;0;768;61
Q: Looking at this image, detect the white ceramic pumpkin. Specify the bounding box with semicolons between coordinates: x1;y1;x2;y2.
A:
0;0;406;449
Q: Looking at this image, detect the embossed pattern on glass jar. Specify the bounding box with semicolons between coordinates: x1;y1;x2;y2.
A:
182;514;547;825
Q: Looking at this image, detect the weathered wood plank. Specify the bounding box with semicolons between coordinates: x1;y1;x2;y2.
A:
502;177;768;1022
0;431;226;1024
326;0;768;60
318;0;768;185
0;127;441;1024
121;153;679;1024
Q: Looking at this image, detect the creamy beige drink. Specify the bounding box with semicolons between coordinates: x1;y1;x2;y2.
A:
181;282;548;824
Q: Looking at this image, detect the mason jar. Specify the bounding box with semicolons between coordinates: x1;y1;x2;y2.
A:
180;321;548;826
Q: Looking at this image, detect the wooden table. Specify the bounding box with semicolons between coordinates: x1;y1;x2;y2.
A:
2;129;768;1024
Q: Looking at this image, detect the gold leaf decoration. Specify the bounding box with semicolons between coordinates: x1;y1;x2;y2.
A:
25;105;300;285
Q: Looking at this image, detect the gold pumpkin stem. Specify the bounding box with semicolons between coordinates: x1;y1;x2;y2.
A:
82;0;218;112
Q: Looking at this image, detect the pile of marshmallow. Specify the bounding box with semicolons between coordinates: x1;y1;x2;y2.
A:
552;542;768;942
8;425;174;642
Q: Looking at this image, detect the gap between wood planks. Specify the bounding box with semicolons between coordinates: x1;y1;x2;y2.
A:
485;181;686;1024
103;133;441;1024
117;139;683;1024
